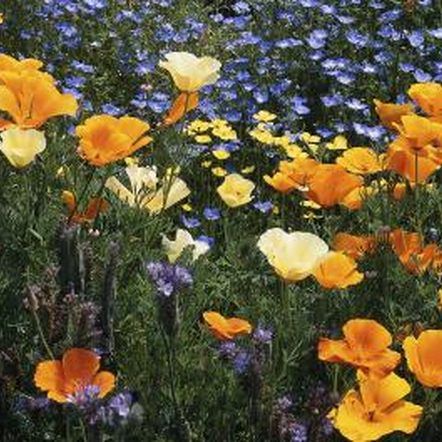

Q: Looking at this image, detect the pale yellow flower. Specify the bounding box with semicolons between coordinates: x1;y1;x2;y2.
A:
253;110;277;122
212;149;230;160
0;127;46;168
217;173;255;207
300;132;321;144
249;127;275;144
195;134;212;144
241;165;255;174
186;119;212;134
159;52;221;92
257;228;329;282
181;203;192;212
326;135;348;150
211;166;227;177
162;229;209;263
212;126;237;141
105;164;190;214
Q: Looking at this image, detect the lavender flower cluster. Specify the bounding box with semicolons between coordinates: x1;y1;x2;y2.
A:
145;261;193;297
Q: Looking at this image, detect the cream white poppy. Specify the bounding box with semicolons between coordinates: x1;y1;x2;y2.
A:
0;127;46;168
257;228;329;282
159;52;221;92
105;164;190;214
162;229;209;263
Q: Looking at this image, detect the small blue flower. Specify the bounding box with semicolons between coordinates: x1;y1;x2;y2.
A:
180;215;201;229
196;235;215;248
203;207;221;221
253;201;273;213
102;103;122;116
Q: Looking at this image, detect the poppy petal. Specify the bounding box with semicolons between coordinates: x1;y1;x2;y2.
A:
62;348;100;386
34;360;65;399
92;371;116;398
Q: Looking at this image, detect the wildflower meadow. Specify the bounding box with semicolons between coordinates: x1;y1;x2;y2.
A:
2;0;442;441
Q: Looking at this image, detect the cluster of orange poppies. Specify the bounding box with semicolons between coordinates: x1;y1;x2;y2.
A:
265;82;442;210
376;83;442;183
0;54;78;130
265;156;370;210
334;228;442;275
318;319;442;440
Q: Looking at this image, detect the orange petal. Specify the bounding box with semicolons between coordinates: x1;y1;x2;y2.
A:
164;92;199;126
92;371;116;398
343;319;392;355
34;360;66;402
318;339;354;364
225;318;253;336
62;348;100;386
313;251;363;289
83;197;109;221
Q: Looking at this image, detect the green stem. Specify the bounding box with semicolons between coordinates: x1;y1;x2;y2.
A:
332;365;340;396
30;306;54;360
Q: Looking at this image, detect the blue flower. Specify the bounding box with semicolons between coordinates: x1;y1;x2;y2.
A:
203;207;221;221
291;96;310;115
414;69;432;82
407;31;425;48
102;103;122;116
253;201;273;213
196;235;215;248
180;215;201;229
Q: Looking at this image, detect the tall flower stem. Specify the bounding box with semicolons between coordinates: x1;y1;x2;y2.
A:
29;302;54;360
414;153;422;232
160;327;190;441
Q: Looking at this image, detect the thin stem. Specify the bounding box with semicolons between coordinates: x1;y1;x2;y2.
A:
332;365;340;396
30;306;54;360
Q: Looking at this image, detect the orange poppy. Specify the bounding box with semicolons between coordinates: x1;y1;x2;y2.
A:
306;164;363;208
264;157;319;193
336;147;382;175
389;228;440;274
0;70;78;129
264;171;298;193
393;115;442;160
313;251;363;289
34;348;115;403
62;190;109;225
329;371;422;441
76;115;152;166
164;92;199;125
373;99;414;130
403;330;442;388
386;142;440;183
340;184;378;211
0;54;44;74
318;319;401;377
203;311;252;340
332;233;376;260
408;83;442;118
